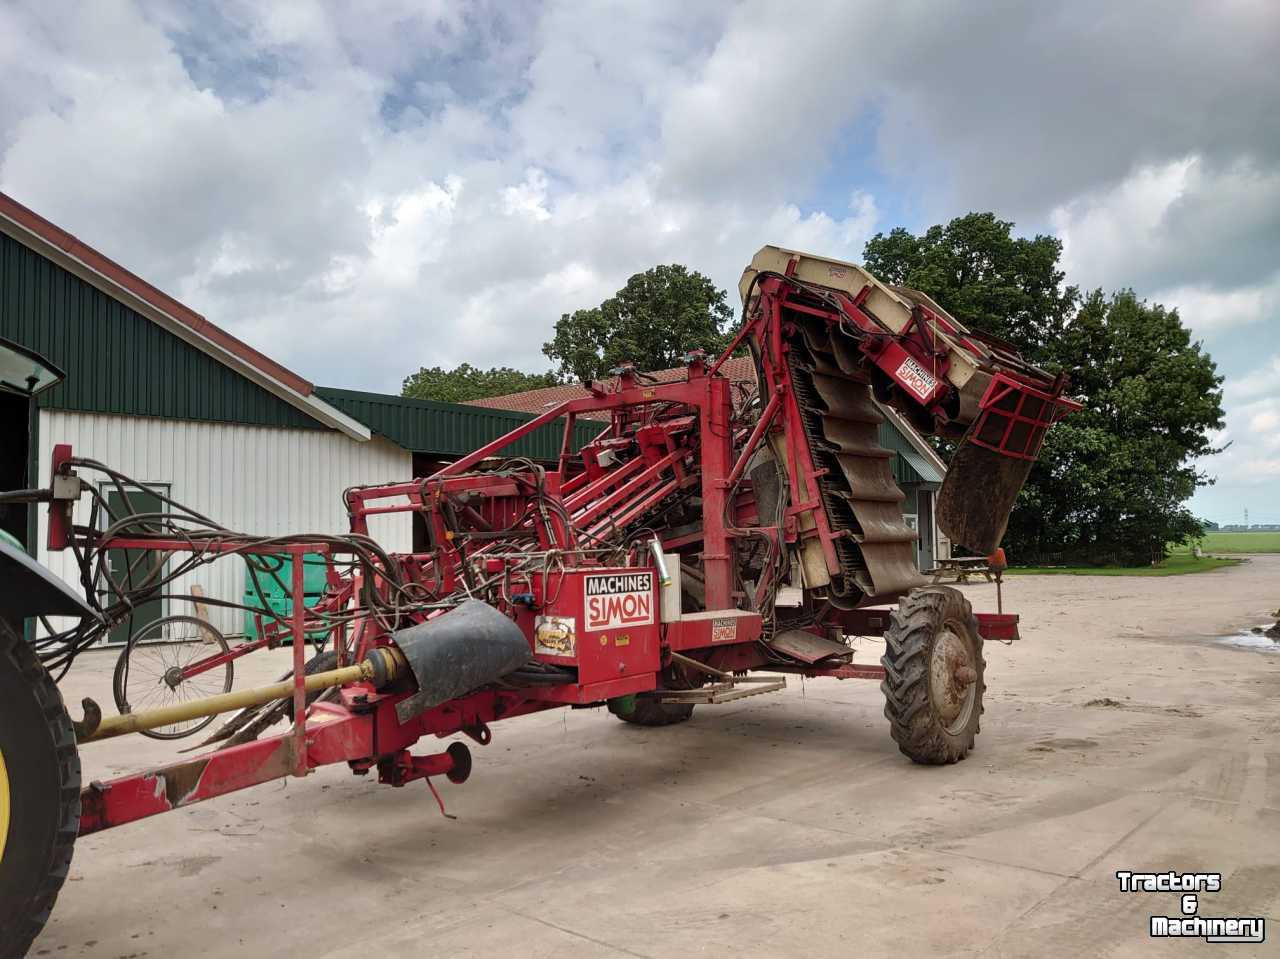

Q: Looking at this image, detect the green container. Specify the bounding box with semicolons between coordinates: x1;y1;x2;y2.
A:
242;552;329;642
245;552;328;596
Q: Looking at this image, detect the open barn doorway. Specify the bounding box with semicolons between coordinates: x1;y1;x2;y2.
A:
0;389;30;548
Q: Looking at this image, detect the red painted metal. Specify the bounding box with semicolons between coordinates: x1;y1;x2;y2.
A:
47;443;73;550
177;634;269;681
290;553;307;775
976;612;1020;641
47;253;1079;841
772;662;888;681
664;612;763;651
968;372;1081;461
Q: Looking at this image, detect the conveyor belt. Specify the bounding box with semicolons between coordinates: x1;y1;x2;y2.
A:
780;315;925;606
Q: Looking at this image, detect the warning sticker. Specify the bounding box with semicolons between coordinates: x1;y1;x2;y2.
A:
584;572;654;631
534;615;576;657
895;355;939;401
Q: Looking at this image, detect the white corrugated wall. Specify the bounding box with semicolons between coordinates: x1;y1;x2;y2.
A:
35;410;413;639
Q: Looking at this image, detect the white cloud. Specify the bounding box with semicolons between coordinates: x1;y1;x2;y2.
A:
1240;457;1280;479
1149;282;1280;333
1194;363;1280;508
501;169;552;222
1227;355;1280;401
0;0;895;387
1052;156;1280;311
1051;158;1197;289
1249;410;1280;434
0;0;1275;409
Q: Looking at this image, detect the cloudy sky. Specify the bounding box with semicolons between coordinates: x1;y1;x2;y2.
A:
1;1;1277;523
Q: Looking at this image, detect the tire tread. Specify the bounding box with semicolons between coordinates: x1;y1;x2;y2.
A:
0;626;80;959
879;587;986;765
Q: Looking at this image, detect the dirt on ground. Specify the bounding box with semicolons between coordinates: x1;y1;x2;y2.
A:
40;556;1280;957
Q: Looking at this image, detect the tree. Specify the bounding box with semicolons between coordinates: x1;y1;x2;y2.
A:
401;364;560;403
543;264;736;382
863;212;1077;356
863;214;1224;566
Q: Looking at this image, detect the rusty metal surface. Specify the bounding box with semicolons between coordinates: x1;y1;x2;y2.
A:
655;675;786;704
766;629;853;664
937;435;1033;553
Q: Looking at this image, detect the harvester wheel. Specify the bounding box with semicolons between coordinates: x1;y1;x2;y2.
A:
608;659;702;727
880;586;985;765
0;622;80;958
608;695;695;727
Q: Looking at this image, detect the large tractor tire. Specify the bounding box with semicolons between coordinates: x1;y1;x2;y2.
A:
0;623;80;958
880;586;985;765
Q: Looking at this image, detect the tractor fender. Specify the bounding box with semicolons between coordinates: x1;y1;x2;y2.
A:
0;538;97;625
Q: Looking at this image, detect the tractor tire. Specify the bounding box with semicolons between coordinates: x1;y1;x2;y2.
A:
0;623;80;958
608;654;705;727
608;694;695;727
880;586;985;765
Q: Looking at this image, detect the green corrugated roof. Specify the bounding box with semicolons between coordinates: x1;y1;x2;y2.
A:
878;421;944;486
1;215;945;480
316;387;602;460
0;231;324;429
319;386;942;480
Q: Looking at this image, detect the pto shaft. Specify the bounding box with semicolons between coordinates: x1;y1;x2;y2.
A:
79;647;405;744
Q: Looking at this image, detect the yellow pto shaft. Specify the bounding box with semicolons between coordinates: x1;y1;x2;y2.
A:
79;647;405;744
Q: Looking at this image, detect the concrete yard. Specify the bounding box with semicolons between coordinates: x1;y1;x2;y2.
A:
41;556;1280;957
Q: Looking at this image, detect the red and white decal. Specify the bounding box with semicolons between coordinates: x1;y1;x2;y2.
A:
895;355;940;402
711;617;738;643
584;572;654;631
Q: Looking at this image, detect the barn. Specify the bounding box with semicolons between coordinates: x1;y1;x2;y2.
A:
1;190;948;648
0;193;584;643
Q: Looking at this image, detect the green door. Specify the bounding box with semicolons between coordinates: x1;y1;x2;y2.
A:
104;486;167;645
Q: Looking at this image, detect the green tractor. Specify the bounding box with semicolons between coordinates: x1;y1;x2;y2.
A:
0;338;95;957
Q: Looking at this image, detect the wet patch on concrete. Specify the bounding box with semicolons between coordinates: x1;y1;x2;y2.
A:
1030;738;1097;752
1084;698;1203;718
1219;625;1280;653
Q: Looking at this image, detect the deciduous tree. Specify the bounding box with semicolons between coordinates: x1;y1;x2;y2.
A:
543;264;736;382
864;215;1224;565
401;364;560;403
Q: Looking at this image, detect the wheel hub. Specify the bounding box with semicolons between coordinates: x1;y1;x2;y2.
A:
929;626;976;732
163;666;184;690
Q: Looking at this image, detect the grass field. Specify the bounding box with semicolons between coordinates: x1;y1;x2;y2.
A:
1007;553;1243;577
1193;531;1280;553
1005;530;1277;576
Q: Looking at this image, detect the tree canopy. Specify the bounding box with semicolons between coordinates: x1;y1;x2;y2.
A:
401;364;560;403
543;264;736;382
864;213;1224;565
862;212;1076;356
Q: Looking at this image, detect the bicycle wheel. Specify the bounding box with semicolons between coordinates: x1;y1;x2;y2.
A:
113;615;233;740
